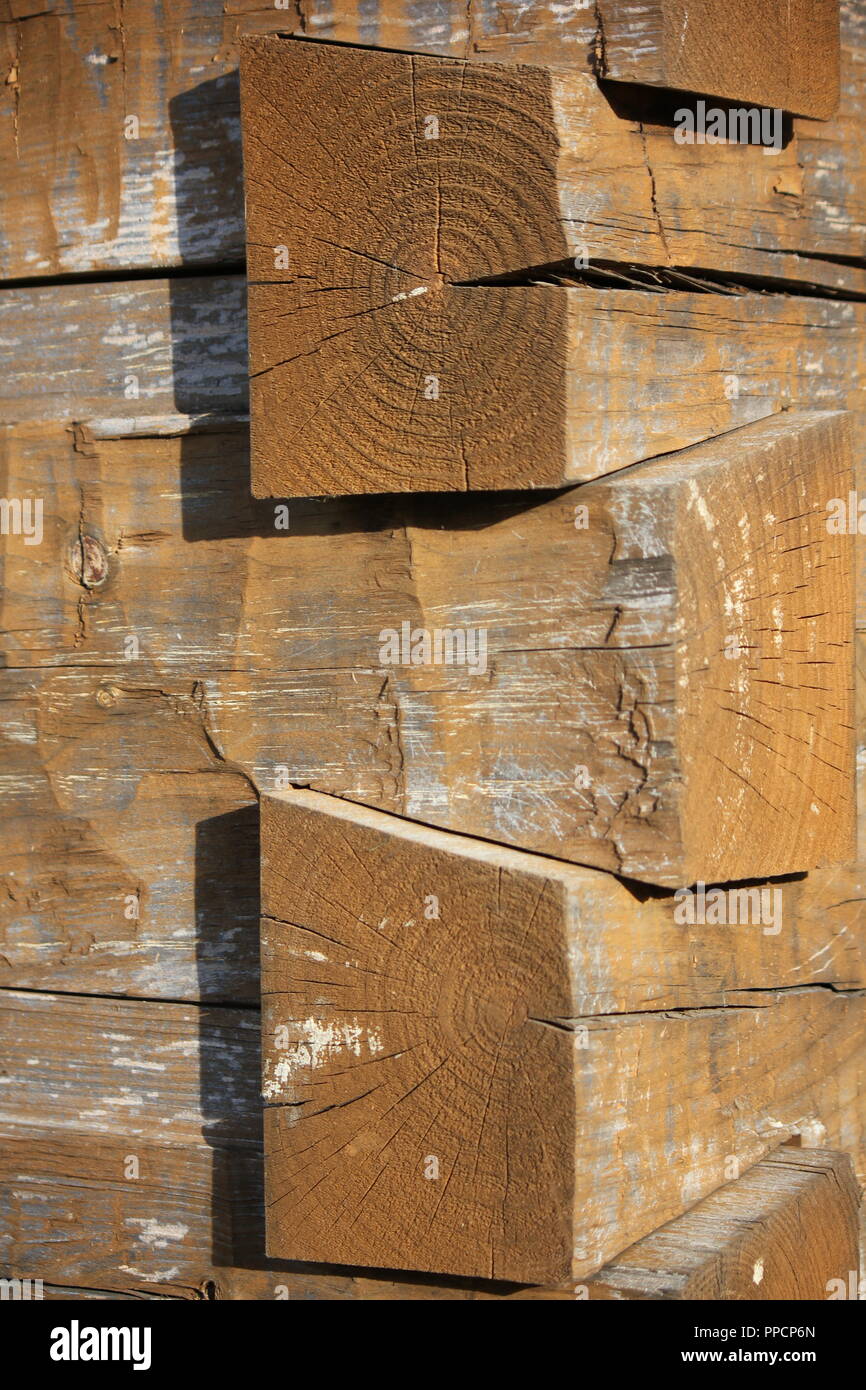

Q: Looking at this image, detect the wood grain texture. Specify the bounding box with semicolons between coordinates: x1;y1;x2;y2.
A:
1;2;864;288
586;1148;860;1300
240;36;866;493
259;787;866;1282
1;412;855;885
4;275;865;457
0;667;260;1003
596;1;841;118
2;981;864;1294
0;278;248;426
5;274;866;612
0;5;864;1298
1;654;864;1002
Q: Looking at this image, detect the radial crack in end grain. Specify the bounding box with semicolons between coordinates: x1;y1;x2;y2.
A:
595;0;841;120
1;411;852;885
259;790;866;1284
239;37;842;497
376;410;850;888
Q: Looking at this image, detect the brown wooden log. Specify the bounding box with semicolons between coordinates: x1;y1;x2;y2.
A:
239;35;864;494
4;1125;859;1299
259;786;866;1283
2;972;865;1295
586;1148;860;1300
4;275;866;458
595;1;841;119
3;276;866;613
1;2;863;287
2;411;855;885
0;0;863;1313
1;655;864;1000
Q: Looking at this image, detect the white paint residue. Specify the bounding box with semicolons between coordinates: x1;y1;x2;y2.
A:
265;1056;295;1099
111;1057;166;1072
127;1218;189;1250
764;1117;827;1147
753;1258;764;1285
798;1119;827;1146
119;1265;182;1284
687;480;715;531
263;1017;386;1098
391;286;428;303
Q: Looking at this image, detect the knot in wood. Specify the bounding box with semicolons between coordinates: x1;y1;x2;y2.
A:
70;533;109;588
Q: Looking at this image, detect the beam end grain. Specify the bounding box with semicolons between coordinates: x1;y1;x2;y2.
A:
259;788;866;1283
240;36;854;497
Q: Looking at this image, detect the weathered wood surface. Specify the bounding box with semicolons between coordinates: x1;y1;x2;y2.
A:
1;324;864;988
586;1148;860;1300
1;647;864;1001
261;785;866;1024
4;275;866;491
241;38;866;495
2;986;864;1294
2;412;856;884
0;674;260;1003
0;2;864;288
0;278;248;426
4;275;866;612
0;1123;569;1299
259;787;866;1282
1;3;864;1303
595;1;841;118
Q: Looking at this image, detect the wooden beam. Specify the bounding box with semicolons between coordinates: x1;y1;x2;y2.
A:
1;653;864;998
595;1;840;119
4;275;866;465
259;787;866;1283
240;37;866;494
0;4;863;286
2;412;855;885
3;275;866;606
586;1148;860;1300
3;980;863;1295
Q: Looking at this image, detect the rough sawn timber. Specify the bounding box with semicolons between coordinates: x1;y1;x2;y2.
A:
1;410;856;885
4;274;866;610
585;1147;860;1300
1;2;864;289
240;36;866;493
595;1;841;118
259;788;866;1283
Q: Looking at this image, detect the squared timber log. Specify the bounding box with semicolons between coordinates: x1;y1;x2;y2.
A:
260;788;866;1283
1;3;863;285
586;1148;860;1300
595;1;840;119
1;410;855;885
271;409;855;887
240;36;847;496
